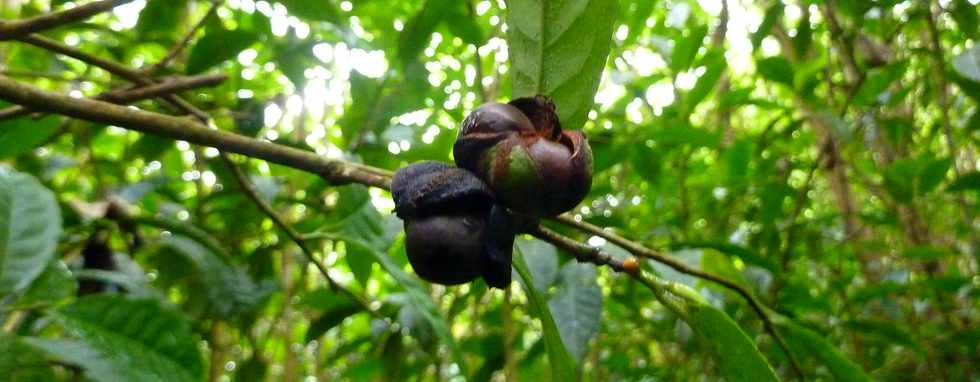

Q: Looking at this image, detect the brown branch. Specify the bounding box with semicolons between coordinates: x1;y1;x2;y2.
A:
0;73;227;121
0;76;392;188
0;0;136;41
549;214;805;380
146;0;221;74
19;34;210;121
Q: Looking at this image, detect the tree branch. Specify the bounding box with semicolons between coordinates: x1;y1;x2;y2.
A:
0;76;392;188
0;0;136;41
0;73;227;121
550;214;805;379
19;34;210;121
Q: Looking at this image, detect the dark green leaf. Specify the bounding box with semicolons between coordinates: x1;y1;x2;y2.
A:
548;263;602;361
777;319;873;382
305;294;365;342
26;296;203;382
756;56;794;87
512;247;577;380
186;27;258;74
853;61;907;106
0;115;60;159
0;334;55;382
947;171;980;192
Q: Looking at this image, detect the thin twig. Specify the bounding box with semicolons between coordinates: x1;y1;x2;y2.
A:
146;0;221;74
19;34;210;121
0;76;392;188
0;73;227;121
221;153;376;315
549;214;805;380
0;0;136;41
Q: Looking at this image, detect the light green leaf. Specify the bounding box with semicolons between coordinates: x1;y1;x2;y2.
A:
0;168;61;297
548;262;602;361
686;304;780;382
0;114;60;158
161;235;275;319
506;0;618;130
25;295;203;382
645;275;779;382
512;247;576;380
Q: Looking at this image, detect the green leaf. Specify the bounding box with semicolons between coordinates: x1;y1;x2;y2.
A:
305;294;365;343
777;319;873;382
186;27;258;74
25;295;203;382
686;303;780;382
12;260;76;308
0;333;55;382
671;24;708;72
136;0;189;42
947;171;980;192
333;234;469;377
548;263;602;361
756;56;794;87
951;0;979;38
161;235;275;319
517;238;558;293
752;3;784;49
853;61;907;106
399;0;453;66
645;276;779;382
512;247;576;380
904;245;952;262
0;168;61;297
278;0;343;24
0;115;60;158
685;49;726;112
506;0;618;130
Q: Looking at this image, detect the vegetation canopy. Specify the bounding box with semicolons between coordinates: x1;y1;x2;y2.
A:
0;0;978;381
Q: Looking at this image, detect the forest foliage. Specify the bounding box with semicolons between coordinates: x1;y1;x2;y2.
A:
1;0;979;381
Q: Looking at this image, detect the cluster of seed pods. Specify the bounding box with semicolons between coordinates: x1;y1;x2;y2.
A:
391;96;592;288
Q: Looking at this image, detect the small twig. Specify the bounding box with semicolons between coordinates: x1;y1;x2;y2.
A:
19;34;210;121
220;153;376;315
0;73;227;121
146;0;221;74
0;0;136;41
549;214;805;380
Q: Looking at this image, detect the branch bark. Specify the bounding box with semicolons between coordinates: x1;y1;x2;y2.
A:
0;73;227;120
0;0;136;41
0;76;392;188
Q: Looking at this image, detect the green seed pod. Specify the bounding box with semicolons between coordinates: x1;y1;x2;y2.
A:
454;96;593;216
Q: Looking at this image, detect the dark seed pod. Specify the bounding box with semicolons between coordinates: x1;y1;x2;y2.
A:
391;161;513;288
453;96;593;216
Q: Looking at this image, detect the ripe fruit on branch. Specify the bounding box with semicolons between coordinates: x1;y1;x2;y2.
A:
453;96;592;217
391;161;513;288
